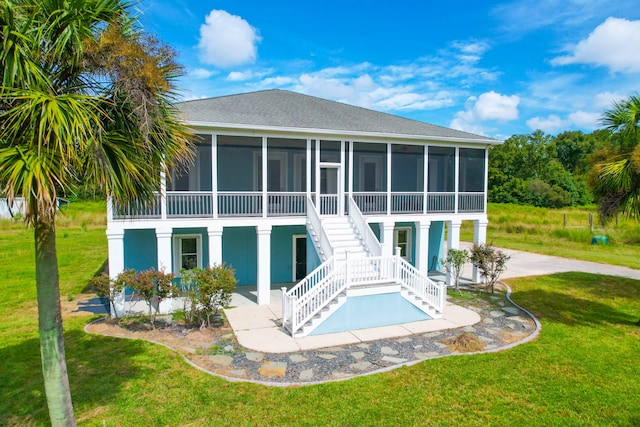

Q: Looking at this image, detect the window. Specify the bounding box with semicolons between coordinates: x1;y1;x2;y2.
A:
428;146;455;192
393;227;412;261
459;148;485;192
174;235;202;273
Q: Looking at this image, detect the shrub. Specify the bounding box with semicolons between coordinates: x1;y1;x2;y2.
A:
179;264;237;328
441;248;469;293
469;244;510;293
88;272;123;318
127;268;176;328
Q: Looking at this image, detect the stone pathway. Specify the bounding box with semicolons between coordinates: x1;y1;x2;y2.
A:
184;289;537;385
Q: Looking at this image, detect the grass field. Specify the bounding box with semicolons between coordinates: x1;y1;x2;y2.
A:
1;201;639;425
462;203;640;269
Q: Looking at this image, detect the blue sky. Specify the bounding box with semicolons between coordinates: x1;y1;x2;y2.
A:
138;0;640;139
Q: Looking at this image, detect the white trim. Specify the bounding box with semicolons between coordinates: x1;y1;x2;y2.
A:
185;122;501;145
292;234;306;282
393;226;412;262
173;234;203;275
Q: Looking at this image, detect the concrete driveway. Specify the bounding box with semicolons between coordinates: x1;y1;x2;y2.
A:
460;243;640;281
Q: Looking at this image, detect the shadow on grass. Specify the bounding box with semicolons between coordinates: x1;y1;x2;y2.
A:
0;327;149;426
509;272;640;327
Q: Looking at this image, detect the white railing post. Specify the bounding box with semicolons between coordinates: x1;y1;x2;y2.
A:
281;287;288;325
394;246;401;280
345;251;351;289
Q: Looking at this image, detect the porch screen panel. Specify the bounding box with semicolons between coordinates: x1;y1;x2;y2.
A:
266;138;306;192
320;140;340;163
169;134;212;191
427;146;455;192
458;148;485;192
391;144;424;192
352;142;387;192
216;135;261;191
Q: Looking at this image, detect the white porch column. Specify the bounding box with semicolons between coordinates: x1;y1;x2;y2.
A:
380;221;395;257
160;167;167;220
262;136;268;217
207;224;223;267
212;134;218;218
156;228;173;273
106;229;125;279
415;220;431;273
256;224;272;305
473;217;488;282
446;219;462;285
386;143;392;215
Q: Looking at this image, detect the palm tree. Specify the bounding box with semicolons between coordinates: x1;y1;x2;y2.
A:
0;1;192;425
592;95;640;223
592;95;640;327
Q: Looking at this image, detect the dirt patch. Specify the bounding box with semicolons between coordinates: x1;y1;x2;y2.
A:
85;318;234;356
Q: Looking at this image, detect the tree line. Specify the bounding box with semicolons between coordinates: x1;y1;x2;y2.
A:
489;94;640;224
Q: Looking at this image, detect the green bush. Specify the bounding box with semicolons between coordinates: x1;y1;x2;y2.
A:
179;263;237;328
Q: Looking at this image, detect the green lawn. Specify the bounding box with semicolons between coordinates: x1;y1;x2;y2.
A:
1;202;640;425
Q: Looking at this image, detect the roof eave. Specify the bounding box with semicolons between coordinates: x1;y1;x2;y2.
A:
183;121;502;145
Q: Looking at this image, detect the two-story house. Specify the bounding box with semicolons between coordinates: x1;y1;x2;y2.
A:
106;89;498;337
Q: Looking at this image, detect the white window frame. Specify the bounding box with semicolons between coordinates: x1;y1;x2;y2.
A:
393;227;412;262
173;234;202;275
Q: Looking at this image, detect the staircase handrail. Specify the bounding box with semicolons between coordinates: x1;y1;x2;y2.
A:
395;256;446;314
282;253;446;337
282;257;348;336
307;196;333;261
348;196;382;257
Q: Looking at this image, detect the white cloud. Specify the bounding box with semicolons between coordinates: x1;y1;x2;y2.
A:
190;68;215;79
450;91;519;135
526;115;566;133
552;17;640;73
198;10;260;68
594;91;625;109
472;91;520;121
568;111;600;128
526;110;601;133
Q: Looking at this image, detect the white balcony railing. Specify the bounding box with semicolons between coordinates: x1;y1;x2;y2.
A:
110;190;485;219
167;192;212;217
426;192;455;213
391;192;424;214
352;192;387;214
458;192;485;212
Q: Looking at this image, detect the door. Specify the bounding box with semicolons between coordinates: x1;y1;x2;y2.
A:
293;235;307;281
320;166;339;215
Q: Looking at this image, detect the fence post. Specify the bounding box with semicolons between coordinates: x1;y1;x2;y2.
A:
589;212;593;232
563;212;566;228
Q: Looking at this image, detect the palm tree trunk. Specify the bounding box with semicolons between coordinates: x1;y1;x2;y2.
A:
35;220;76;426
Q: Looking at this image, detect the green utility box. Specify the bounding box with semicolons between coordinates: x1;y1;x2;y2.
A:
591;235;609;245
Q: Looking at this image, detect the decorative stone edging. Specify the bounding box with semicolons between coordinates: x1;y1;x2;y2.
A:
85;284;541;387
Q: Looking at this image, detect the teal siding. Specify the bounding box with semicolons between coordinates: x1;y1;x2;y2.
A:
369;223;381;240
123;229;157;272
429;221;445;271
222;227;257;286
270;225;306;283
306;230;321;273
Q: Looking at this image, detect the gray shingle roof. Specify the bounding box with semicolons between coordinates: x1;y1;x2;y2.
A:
177;89;497;143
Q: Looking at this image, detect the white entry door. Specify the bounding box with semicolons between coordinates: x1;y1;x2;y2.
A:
319;166;340;215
